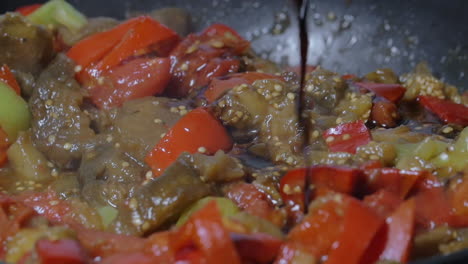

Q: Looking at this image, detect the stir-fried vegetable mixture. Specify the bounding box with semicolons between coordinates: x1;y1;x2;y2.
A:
0;1;468;263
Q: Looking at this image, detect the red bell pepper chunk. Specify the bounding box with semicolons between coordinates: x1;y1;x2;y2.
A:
355;82;406;103
101;253;156;264
88;57;171;109
364;189;403;218
325;198;384;264
286;196;348;259
449;178;468;217
226;182;284;226
0;65;21;95
309;166;361;196
77;229;146;258
418;95;468;126
175;201;241;264
280;168;307;224
378;199;416;263
231;232;283;264
280;166;361;224
413;174;452;228
0;195;35;258
91;19;179;77
201;23;250;54
323;120;371;154
205;72;284;103
0;127;9;168
16;4;42;16
68;16;179;72
363;168;422;199
168;24;249;97
145;108;232;177
36;239;88;264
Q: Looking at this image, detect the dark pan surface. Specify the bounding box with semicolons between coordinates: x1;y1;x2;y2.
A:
305;0;468;90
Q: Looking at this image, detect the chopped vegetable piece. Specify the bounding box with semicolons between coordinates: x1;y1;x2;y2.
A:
279;168;307;224
413;175;452;228
309;166;361;197
363;168;422;198
0;127;9;168
77;229;145;258
86;18;180;78
363;189;403;218
175;201;241;264
225;182;284;227
322;121;371;154
231;232;283;264
0;65;20;95
88;57;171;109
27;0;87;32
355;82;406;103
145;108;232;177
68;16;178;74
286;195;347;259
97;206;118;228
168;23;249;97
0;82;30;141
36;239;88;264
16;4;42;16
419;95;468;126
205;72;283;103
176;197;239;227
325;198;384;264
379;199;416;263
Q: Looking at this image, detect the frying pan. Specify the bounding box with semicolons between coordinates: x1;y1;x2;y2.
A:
1;0;467;263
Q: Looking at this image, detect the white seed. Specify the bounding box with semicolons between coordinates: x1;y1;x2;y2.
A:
325;136;335;143
145;171;153;180
287;93;295;100
274;84;283;92
48;135;56;144
198;146;207;153
63;143;72;150
342;134;351;140
154;118;162;124
180;63;189;71
74;65;83;73
442;127;453;134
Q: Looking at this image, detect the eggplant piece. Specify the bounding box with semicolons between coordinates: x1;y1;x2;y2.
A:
0;13;54;76
29;54;95;169
214;78;304;167
110;153;212;235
